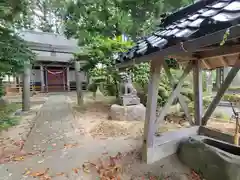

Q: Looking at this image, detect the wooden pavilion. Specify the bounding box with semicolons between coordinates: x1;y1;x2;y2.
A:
116;0;240;163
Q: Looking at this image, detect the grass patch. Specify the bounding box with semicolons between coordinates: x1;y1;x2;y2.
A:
0;103;21;131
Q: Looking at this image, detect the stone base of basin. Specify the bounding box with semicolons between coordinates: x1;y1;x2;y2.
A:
178;136;240;180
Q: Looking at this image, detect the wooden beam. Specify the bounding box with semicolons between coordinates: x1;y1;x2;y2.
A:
22;61;31;111
197;44;240;60
156;62;192;124
220;57;228;66
202;67;240;125
74;61;84;106
117;25;240;68
163;60;193;125
143;59;162;163
193;60;203;126
202;59;211;69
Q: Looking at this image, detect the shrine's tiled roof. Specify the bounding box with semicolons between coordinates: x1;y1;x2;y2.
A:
117;0;240;64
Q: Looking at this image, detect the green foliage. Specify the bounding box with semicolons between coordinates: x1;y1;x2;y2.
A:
0;0;35;97
64;0;193;42
0;103;21;131
222;94;240;102
78;36;132;97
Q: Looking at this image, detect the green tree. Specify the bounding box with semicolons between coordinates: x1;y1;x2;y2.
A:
76;36;132;97
0;0;35;96
14;0;67;33
64;0;193;41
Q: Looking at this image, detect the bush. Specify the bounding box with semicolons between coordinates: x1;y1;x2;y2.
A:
0;103;20;131
88;82;98;92
102;83;117;96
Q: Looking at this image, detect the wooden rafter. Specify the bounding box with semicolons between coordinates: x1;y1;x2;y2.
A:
197;44;240;60
201;59;211;69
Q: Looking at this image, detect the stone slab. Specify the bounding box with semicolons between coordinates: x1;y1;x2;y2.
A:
109;103;145;121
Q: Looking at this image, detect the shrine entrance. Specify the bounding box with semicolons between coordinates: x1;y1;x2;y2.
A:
46;67;67;92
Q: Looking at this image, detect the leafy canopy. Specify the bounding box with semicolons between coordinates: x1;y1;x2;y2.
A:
0;0;35;76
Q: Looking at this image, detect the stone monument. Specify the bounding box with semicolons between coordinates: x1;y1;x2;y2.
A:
109;72;146;121
119;72;140;106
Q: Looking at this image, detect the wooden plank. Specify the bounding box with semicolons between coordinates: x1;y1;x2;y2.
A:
22;62;31;111
148;126;199;164
117;25;240;68
163;60;193;125
142;59;162;163
199;126;238;145
197;45;240;60
156;63;192;124
193;60;203;126
202;67;240;125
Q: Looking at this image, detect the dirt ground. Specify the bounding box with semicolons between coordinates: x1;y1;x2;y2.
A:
2;92;234;179
0;94;47;163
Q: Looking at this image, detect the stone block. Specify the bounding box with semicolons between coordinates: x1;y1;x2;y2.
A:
120;95;140;106
109;104;146;121
178;136;240;180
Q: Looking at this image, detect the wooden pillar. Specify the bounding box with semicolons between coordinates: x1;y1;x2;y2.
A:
66;66;70;91
216;68;221;90
193;60;203;126
22;61;31;111
40;65;45;92
63;67;66;91
142;59;162;163
202;67;240;125
74;61;83;106
45;67;49;92
206;71;212;94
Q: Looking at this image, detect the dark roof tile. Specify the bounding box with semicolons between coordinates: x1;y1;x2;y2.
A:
201;9;221;17
210;1;229;9
188;18;205;27
223;1;240;11
175;29;195;38
212;11;240;21
188;14;200;20
117;0;240;64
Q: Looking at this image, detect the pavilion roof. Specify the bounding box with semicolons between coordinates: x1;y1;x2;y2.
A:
117;0;240;69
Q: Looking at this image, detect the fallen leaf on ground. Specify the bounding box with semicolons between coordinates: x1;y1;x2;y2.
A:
56;172;65;176
38;159;45;164
64;143;78;149
30;171;45;177
13;156;24;161
72;168;80;174
82;163;90;173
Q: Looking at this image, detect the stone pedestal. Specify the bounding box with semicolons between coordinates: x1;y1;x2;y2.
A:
109;104;146;121
120;94;140;106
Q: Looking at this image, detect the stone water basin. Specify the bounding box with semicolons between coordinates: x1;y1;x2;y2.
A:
177;135;240;180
